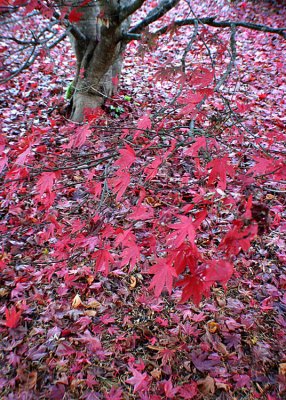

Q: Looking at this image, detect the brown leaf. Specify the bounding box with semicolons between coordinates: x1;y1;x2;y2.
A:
72;294;83;308
197;375;215;395
214;341;229;356
130;275;137;288
279;363;286;375
24;371;37;390
216;381;230;391
151;368;162;380
84;310;97;317
85;298;101;309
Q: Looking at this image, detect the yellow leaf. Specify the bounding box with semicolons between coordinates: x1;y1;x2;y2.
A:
207;321;219;333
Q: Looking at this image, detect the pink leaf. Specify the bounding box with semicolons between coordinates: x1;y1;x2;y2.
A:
204;260;234;284
128;204;154;221
164;379;178;398
104;386;123;400
15;146;32;166
126;367;149;393
189;67;214;88
219;220;258;256
135;114;151;139
37;172;57;195
0;152;8;173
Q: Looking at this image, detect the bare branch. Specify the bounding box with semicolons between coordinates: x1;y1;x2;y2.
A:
155;16;286;39
215;24;237;91
0;30;68;84
129;0;180;34
119;0;146;22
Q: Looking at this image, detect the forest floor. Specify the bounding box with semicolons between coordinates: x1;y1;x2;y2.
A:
1;0;286;399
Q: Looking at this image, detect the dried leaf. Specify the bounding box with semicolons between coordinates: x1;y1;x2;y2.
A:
72;294;83;308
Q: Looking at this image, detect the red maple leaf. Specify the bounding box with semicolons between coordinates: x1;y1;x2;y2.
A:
92;249;114;275
114;144;136;169
108;170;130;201
176;274;211;305
143;156;162;181
135;114;151;139
169;243;201;275
189;67;214;88
128;204;154;221
247;156;279;176
149;258;177;297
65;125;92;149
207;156;235;190
37;172;57;195
203;260;234;285
5;306;22;329
120;242;141;272
219;220;258;256
178;91;205;116
69;8;83;22
168;215;197;248
126;367;149;393
184;137;206;157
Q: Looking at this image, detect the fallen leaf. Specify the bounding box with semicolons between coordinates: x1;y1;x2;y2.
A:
197;375;215;395
72;294;83;308
130;276;137;288
207;321;219;333
279;363;286;375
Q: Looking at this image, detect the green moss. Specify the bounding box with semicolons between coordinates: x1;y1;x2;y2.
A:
65;81;75;100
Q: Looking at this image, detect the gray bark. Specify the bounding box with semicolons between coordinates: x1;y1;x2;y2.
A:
69;0;130;122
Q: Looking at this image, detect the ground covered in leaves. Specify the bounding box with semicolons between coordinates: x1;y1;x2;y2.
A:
0;0;286;399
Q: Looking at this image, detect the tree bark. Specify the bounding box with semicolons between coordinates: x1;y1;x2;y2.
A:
69;0;130;122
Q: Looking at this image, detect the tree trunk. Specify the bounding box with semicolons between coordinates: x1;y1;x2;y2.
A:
69;1;129;122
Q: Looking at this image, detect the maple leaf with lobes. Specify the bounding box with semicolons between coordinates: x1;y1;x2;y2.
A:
219;220;258;256
126;367;149;393
207;156;235;190
36;172;57;195
114;144;136;169
149;258;177;297
108;170;130;201
5;305;22;329
167;215;196;248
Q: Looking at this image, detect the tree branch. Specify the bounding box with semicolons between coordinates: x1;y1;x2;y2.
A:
119;0;146;22
155;16;286;39
129;0;180;34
